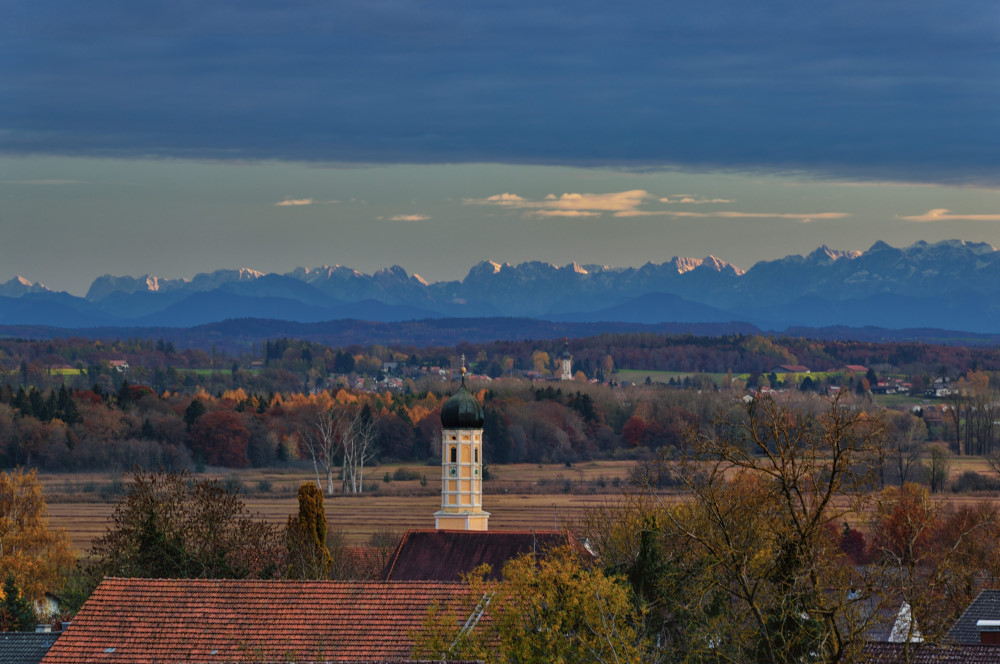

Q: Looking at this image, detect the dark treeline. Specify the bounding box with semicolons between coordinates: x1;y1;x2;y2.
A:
4;318;1000;355
0;377;707;473
4;332;1000;480
3;331;1000;393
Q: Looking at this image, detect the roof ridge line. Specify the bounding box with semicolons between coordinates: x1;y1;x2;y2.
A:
382;528;413;580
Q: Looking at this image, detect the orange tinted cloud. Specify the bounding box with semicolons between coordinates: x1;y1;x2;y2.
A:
381;214;430;221
615;210;848;222
466;190;651;216
899;208;1000;222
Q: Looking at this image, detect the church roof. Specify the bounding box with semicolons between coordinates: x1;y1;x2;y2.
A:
440;381;484;429
381;529;579;582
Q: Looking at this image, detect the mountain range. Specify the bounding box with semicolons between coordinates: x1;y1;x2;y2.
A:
4;239;1000;333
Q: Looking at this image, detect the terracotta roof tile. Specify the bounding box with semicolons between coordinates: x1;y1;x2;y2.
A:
41;578;471;664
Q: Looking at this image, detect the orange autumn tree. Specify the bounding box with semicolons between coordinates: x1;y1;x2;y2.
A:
0;468;74;603
870;483;1000;640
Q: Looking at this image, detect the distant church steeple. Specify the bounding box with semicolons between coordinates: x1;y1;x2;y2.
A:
560;340;573;381
435;357;489;531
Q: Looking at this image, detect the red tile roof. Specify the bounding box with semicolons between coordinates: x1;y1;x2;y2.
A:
337;546;392;579
773;364;811;373
41;577;471;663
381;529;581;581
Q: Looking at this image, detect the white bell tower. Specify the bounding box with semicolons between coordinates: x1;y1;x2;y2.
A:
434;359;489;531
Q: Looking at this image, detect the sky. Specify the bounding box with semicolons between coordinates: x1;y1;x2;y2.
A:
2;0;1000;295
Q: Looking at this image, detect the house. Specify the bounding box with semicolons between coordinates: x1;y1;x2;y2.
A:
34;592;61;621
919;404;947;426
851;589;1000;661
40;577;476;663
108;360;129;373
0;632;60;664
948;589;1000;644
845;364;868;373
927;377;952;398
860;643;1000;663
771;364;810;374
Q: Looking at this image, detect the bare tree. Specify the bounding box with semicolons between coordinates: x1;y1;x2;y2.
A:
663;391;888;663
337;404;377;494
297;403;338;495
886;411;927;486
987;451;1000;479
927;443;951;494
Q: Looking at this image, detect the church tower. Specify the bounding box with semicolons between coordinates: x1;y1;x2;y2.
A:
435;364;489;531
560;340;573;381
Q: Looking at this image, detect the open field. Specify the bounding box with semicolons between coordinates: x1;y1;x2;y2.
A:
46;492;617;551
872;393;929;409
39;456;1000;552
37;461;639;551
615;370;732;384
615;369;844;387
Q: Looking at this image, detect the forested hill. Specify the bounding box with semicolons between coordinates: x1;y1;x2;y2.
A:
2;319;1000;354
0;319;759;352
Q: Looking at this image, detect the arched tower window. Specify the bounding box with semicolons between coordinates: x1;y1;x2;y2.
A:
450;447;457;463
474;448;479;463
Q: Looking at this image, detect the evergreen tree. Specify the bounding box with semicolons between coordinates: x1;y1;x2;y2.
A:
134;512;190;578
11;387;28;416
183;398;206;430
483;406;512;464
28;388;46;420
0;574;36;632
57;385;81;424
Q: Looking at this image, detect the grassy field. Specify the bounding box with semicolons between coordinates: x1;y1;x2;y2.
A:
615;369;840;387
872;393;928;410
38;461;637;551
39;456;1000;552
45;492;618;551
50;368;86;376
615;370;731;385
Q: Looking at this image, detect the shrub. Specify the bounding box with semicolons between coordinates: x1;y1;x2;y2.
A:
392;467;422;481
951;470;1000;493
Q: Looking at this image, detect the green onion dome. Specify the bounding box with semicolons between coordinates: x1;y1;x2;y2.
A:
440;373;484;429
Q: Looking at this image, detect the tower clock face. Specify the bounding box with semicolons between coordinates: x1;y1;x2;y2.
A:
448;466;458;477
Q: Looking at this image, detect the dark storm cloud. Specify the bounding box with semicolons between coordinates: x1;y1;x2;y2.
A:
3;0;998;183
